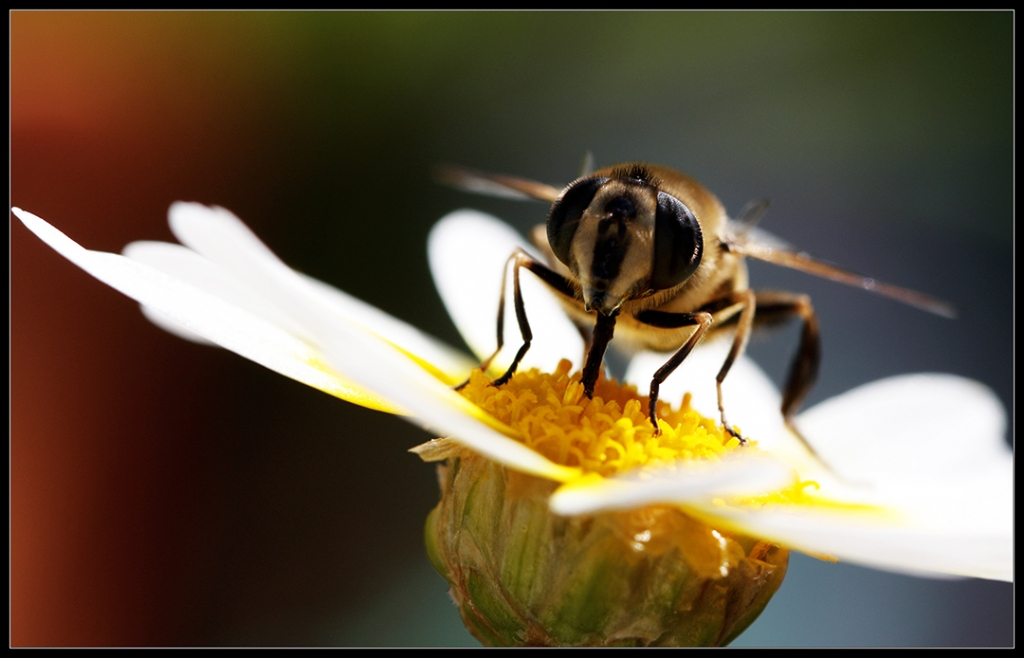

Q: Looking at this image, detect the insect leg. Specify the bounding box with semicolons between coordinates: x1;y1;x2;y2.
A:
453;250;516;390
708;290;757;441
490;249;578;388
633;309;714;435
636;290;756;438
752;291;821;422
580;311;617;398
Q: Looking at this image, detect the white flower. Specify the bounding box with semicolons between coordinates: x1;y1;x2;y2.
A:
12;204;1012;583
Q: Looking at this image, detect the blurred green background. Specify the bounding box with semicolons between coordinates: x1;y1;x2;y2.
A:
12;11;1011;646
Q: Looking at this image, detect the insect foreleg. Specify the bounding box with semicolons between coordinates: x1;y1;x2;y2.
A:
636;290;757;439
580;311;617;398
633;309;714;435
709;290;756;442
453;249;515;391
488;250;577;388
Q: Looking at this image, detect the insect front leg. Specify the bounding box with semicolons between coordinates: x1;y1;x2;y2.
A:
473;249;577;389
633;310;713;436
452;249;516;390
636;290;756;439
580;311;617;398
575;321;594;375
709;290;757;441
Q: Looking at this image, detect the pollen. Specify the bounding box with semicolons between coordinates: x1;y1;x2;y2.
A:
729;478;823;508
458;359;743;477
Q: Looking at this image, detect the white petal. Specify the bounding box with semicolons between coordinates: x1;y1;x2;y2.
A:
299;272;475;382
124;240;312;342
549;452;793;516
694;502;1011;581
165;202;475;381
313;304;580;483
796;374;1010;486
428;210;584;373
138;304;216;345
689;375;1013;581
20;204;576;478
14;207;398;413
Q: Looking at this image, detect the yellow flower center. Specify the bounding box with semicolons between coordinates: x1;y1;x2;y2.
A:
458;359;743;478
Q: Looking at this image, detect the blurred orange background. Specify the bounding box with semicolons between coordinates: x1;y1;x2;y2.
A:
12;12;461;646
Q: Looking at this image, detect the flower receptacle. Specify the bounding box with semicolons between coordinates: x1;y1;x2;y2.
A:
426;452;789;647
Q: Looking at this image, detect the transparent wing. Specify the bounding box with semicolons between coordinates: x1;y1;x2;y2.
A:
724;223;957;319
433;164;562;203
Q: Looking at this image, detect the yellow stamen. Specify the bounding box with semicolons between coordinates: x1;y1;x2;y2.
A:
459;359;743;478
725;477;885;513
458;360;884;522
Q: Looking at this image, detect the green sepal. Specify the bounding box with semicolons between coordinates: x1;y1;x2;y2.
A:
425;453;789;647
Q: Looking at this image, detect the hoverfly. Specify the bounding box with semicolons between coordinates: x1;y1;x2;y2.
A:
437;160;955;441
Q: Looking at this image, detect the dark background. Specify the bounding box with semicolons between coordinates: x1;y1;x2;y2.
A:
12;11;1011;646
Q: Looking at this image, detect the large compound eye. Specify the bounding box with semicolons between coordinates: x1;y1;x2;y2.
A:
649;191;703;290
547;177;608;266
